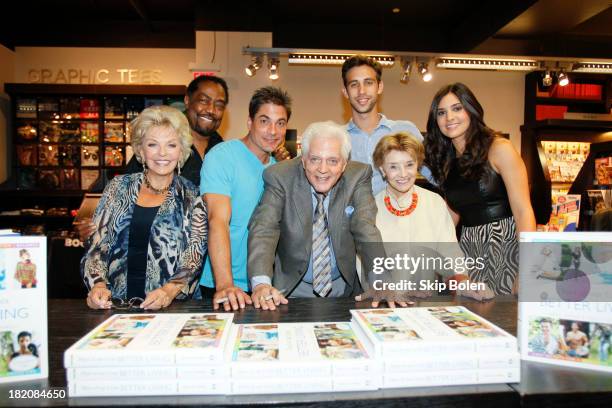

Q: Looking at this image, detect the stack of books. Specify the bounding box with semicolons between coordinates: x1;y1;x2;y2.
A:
350;306;520;388
64;307;522;396
227;322;379;394
64;313;234;397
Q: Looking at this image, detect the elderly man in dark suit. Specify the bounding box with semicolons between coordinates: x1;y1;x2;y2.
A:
247;121;408;310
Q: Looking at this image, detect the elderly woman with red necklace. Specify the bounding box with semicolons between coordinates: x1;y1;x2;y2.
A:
371;132;493;300
373;132;455;242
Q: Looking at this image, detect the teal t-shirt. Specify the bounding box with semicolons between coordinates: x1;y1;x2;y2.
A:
199;139;274;290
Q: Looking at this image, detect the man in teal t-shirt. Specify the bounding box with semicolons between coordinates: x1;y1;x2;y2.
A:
200;87;292;311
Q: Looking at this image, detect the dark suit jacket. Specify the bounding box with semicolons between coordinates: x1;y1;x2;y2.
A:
247;158;385;297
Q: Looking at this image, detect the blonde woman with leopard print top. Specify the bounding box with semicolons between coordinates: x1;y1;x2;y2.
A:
81;105;208;310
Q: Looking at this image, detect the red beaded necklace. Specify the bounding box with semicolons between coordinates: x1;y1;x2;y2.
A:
384;191;418;217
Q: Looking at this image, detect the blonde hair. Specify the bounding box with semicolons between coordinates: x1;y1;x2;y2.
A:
131;105;192;167
372;132;424;171
301;121;351;160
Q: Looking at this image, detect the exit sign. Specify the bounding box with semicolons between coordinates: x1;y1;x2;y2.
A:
193;72;216;78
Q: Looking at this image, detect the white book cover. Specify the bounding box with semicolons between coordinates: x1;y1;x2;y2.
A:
64;313;233;368
381;368;520;389
67;378;230;397
0;236;48;383
228;322;379;392
382;352;520;373
519;232;612;373
351;307;517;359
66;364;230;381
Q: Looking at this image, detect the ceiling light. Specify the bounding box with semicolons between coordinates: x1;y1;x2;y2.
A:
542;71;553;87
571;62;612;74
288;53;395;66
245;55;262;77
558;70;569;87
268;56;280;80
418;62;432;82
537;70;556;92
400;57;412;84
436;57;538;71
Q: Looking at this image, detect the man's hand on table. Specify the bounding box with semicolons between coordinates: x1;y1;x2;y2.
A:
251;284;288;311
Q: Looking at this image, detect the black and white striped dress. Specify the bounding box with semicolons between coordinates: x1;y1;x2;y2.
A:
459;217;518;294
444;161;519;295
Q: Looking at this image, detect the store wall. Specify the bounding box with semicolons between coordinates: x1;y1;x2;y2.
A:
0;44;15;183
11;33;525;154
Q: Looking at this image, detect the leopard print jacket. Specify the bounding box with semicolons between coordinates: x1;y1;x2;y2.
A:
81;173;207;299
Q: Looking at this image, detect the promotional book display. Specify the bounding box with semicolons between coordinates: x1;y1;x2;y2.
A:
519;232;612;373
64;313;234;396
0;235;48;383
228;322;379;394
64;307;521;397
350;307;520;388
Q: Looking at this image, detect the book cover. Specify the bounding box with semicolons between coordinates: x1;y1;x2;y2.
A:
104;146;124;167
382;352;520;373
351;307;517;358
0;236;48;383
381;368;520;388
64;313;234;368
228;322;378;393
66;364;229;382
80;122;99;143
16;122;38;141
80;99;99;119
547;194;581;232
519;232;612;373
595;157;612;185
104;122;124;143
104;97;125;120
16;99;37;119
67;378;229;397
81;146;99;167
588;190;607;214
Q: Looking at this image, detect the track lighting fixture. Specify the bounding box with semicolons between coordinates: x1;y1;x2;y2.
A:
542;71;553;87
557;70;569;87
418;62;432;82
400;57;412;84
245;55;262;77
268;56;280;80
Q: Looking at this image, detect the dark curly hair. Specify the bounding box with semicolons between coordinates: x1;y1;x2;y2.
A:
424;83;497;188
